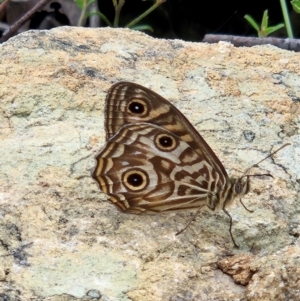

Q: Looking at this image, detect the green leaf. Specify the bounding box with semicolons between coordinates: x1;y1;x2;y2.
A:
130;24;154;32
261;10;269;32
74;0;84;9
87;11;112;26
245;10;285;37
125;0;166;28
291;0;300;13
265;24;285;35
244;15;260;32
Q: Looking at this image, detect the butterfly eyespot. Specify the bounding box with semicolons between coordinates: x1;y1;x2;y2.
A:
123;169;148;191
155;133;178;151
127;99;148;116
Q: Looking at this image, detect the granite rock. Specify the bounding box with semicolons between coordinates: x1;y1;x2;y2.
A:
0;27;299;301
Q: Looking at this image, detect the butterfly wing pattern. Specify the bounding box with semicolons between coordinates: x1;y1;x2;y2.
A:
93;82;252;247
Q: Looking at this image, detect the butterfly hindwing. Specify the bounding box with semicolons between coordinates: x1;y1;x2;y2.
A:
93;123;222;213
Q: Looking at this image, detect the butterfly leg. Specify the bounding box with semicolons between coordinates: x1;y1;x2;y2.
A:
175;205;205;236
239;198;254;213
222;207;239;248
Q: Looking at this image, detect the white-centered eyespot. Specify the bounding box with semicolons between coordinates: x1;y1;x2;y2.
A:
122;169;149;191
127;99;148;117
155;133;178;151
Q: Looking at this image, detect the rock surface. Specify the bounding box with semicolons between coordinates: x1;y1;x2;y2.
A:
0;27;299;301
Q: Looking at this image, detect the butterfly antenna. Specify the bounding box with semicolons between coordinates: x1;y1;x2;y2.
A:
241;143;290;178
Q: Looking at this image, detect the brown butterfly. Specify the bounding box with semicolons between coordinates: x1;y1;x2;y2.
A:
92;82;288;247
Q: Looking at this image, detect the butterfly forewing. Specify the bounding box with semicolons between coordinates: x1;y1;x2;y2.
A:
105;82;228;188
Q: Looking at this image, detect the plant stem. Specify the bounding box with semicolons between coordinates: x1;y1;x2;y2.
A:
0;0;51;43
113;0;125;27
279;0;293;37
88;1;101;27
78;0;88;26
125;0;166;28
89;10;112;27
